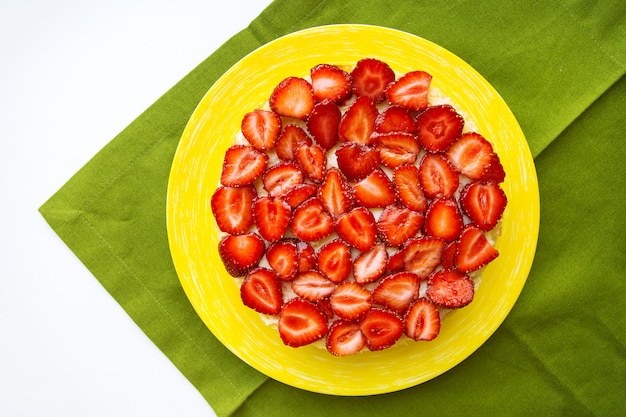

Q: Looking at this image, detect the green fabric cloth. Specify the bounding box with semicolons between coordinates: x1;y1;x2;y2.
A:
39;0;625;416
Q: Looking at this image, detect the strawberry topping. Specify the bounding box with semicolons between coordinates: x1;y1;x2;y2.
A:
338;96;378;145
353;243;388;285
386;70;432;111
335;142;380;182
372;272;421;314
426;269;475;309
240;267;283;315
278;298;329;347
266;240;299;281
220;145;268;187
326;320;366;357
460;181;508;231
376;205;424;247
401;237;446;279
290;198;334;242
241;109;282;151
282;183;317;208
310;64;353;103
335;207;377;252
375;105;418;134
317;168;354;218
262;162;303;197
252;196;292;242
275;124;312;161
424;198;464;242
350;58;396;103
330;281;372;320
373;132;421;169
291;270;336;302
317;239;352;283
404;298;440;341
353;169;396;208
218;233;265;277
306;99;341;150
295;143;326;183
415;104;464;153
393;165;429;212
455;225;499;273
359;309;404;351
211;185;256;235
445;132;505;183
269;76;314;119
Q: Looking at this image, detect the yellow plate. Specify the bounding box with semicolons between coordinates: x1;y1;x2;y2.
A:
167;24;539;395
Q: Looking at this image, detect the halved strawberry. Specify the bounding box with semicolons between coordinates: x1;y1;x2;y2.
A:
306;100;341;150
393;165;429;212
445;132;505;183
373;132;420;169
350;58;396;103
296;240;317;273
330;281;372;320
282;183;317;208
220;145;268;187
424;198;463;242
218;233;265;277
295;143;326;183
386;249;406;273
338;96;378;145
460;181;507;231
269;76;314;120
262;162;303;197
278;298;329;347
353;169;396;208
353;243;388;284
266;240;299;281
240;267;283;315
326;320;366;356
359;309;404;351
372;272;420;314
241;109;282;151
401;236;446;278
375;104;418;134
335;142;380;182
291;270;336;302
376;205;424;247
404;298;440;341
440;241;458;270
211;185;256;235
335;207;377;252
386;71;432;112
415;105;464;152
317;168;354;218
418;153;459;199
252;196;292;242
290;197;334;242
275;124;313;161
310;64;353;103
317;239;352;283
316;298;335;320
455;225;499;273
426;269;475;309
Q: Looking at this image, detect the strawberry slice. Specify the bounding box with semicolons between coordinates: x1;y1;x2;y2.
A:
372;272;421;314
393;165;429;212
275;124;312;161
350;58;396;103
424;198;464;242
335;207;377;251
310;64;353;103
386;70;432;112
210;185;256;235
440;241;458;270
317;239;352;283
335;142;380;182
262;162;303;197
330;281;372;320
218;233;265;277
220;145;268;187
266;240;299;281
460;181;507;231
282;183;317;208
326;320;366;356
290;197;334;242
316;298;335;320
240;267;283;315
295;143;326;183
426;269;475;309
241;109;282;151
278;298;329;347
376;205;424;247
317;168;354;218
353;243;388;284
373;132;420;169
404;298;440;341
415;104;464;152
445;132;505;183
269;76;314;119
401;236;446;279
291;270;336;302
418;153;459;199
296;240;318;272
353;169;396;208
455;225;499;273
306;100;341;150
375;104;418;134
252;196;292;242
386;250;406;274
338;96;378;145
359;309;404;351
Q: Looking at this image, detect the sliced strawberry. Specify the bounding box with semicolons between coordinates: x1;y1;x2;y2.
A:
266;240;299;281
262;162;303;197
353;243;388;284
372;272;421;314
376;205;424;247
455;225;499;273
220;145;268;187
316;298;335;320
295;143;326;183
218;233;265;277
335;142;380;182
296;240;317;273
386;70;432;112
240;267;283;315
359;309;403;351
282;183;317;208
404;298;440;341
426;269;475;309
418;153;459;199
310;64;352;103
415;104;464;152
210;185;256;235
306;100;341;150
350;58;396;103
424;198;464;242
386;249;406;273
353;169;396;208
291;270;336;302
275;124;312;161
373;132;420;169
317;168;354;218
278;298;329;347
445;132;505;183
401;237;446;279
335;207;377;252
375;104;418;134
338;96;378;145
252;196;292;242
393;165;429;212
269;76;314;120
326;320;366;356
440;241;457;270
241;109;282;151
317;239;352;283
290;197;334;242
460;182;507;231
330;281;372;320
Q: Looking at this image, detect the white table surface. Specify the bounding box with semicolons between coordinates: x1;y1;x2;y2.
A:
0;1;272;415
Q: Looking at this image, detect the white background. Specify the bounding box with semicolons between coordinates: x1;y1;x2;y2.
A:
0;1;272;416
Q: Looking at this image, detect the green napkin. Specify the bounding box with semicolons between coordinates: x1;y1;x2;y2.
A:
40;0;625;416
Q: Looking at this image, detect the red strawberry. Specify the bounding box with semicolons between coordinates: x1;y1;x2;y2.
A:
266;240;299;281
376;205;424;247
359;309;404;351
335;142;380;182
275;124;312;161
295;143;326;183
373;132;420;169
372;272;420;314
460;182;507;231
317;168;354;218
338;96;378;145
291;270;336;302
335;207;377;251
393;165;429;212
241;109;282;151
350;58;396;103
211;185;256;235
353;243;388;284
306;100;341;150
317;239;352;283
424;198;464;242
386;71;432;112
353;169;396;208
445;132;505;183
426;269;475;309
278;298;329;347
262;162;303;197
401;237;446;278
269;76;314;119
220;145;268;187
415;105;464;152
375;104;418;134
386;249;406;273
296;240;317;273
310;64;352;103
218;233;265;277
455;225;499;273
240;267;283;315
418;153;459;199
330;281;372;320
282;183;317;208
404;298;440;341
252;196;292;242
326;320;366;356
290;197;334;242
441;241;457;270
316;298;335;320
